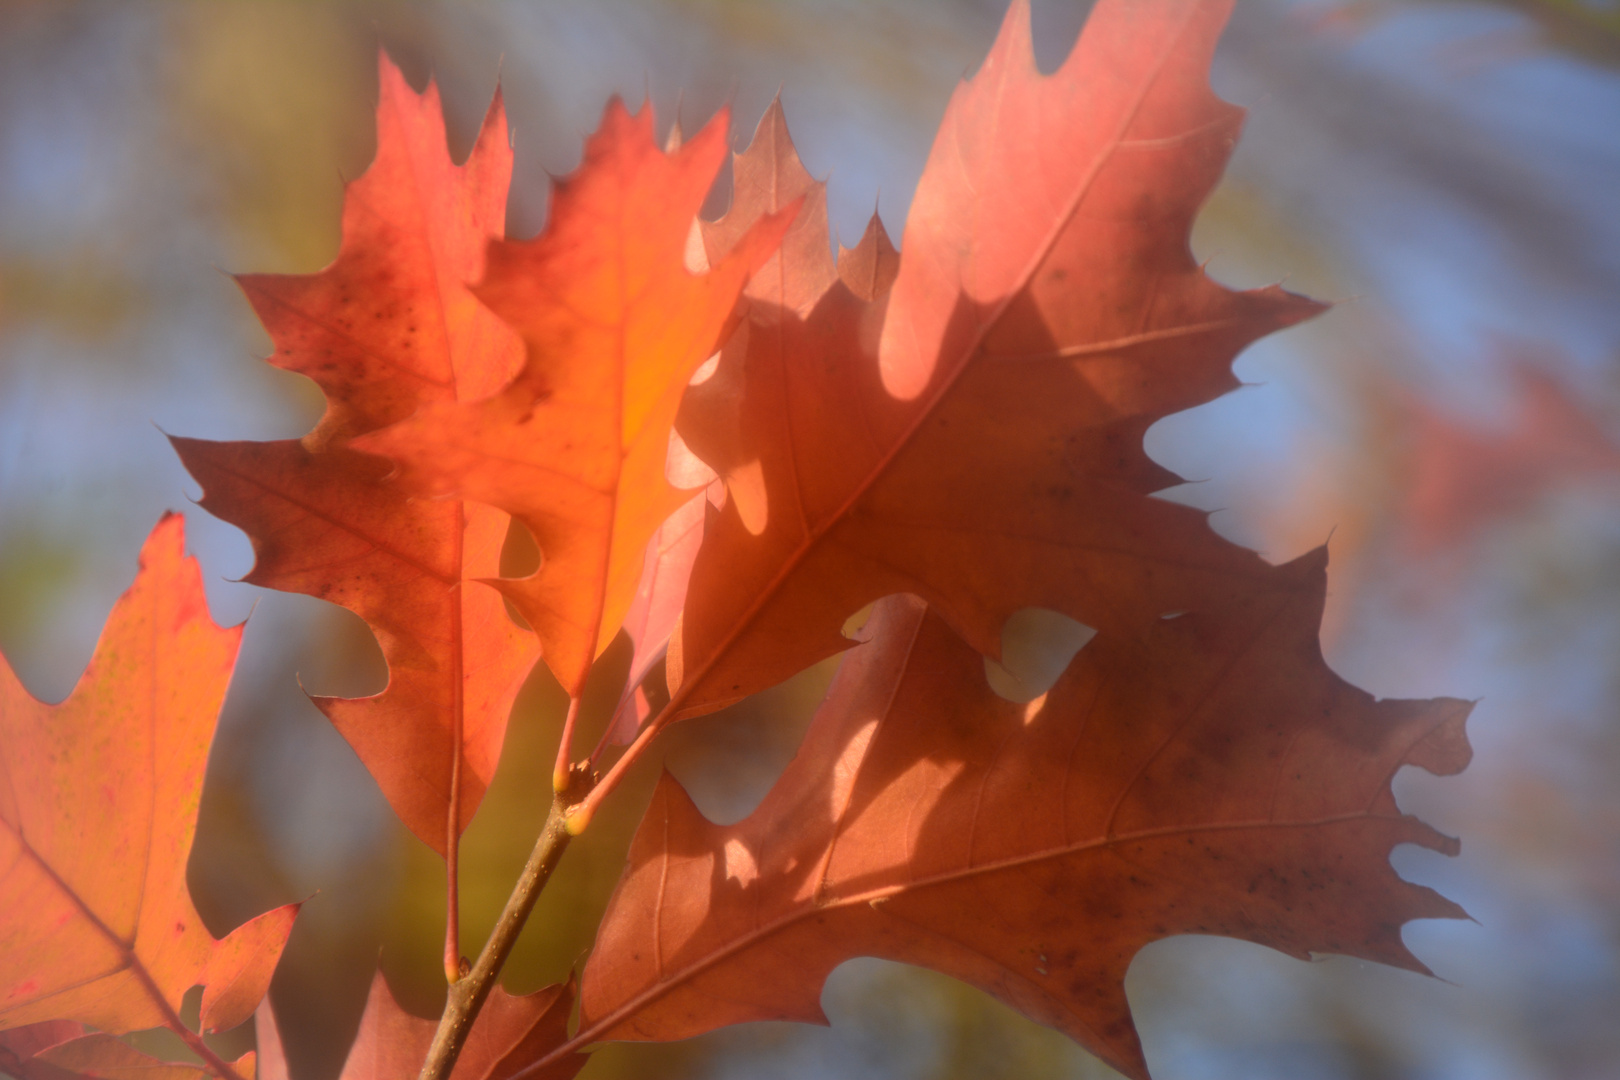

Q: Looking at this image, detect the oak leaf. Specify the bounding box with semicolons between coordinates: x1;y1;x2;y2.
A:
667;0;1324;720
698;97;837;318
254;970;582;1080
602;486;707;747
0;1021;86;1075
1;1029;253;1080
0;514;294;1068
172;56;539;856
355;101;796;697
580;566;1470;1079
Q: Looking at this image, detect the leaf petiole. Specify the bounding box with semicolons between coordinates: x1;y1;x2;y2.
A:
551;696;585;794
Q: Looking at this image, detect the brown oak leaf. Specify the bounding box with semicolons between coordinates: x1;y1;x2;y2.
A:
255;970;581;1080
579;562;1470;1079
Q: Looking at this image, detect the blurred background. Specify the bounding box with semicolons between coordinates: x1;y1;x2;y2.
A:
1;1;1617;1077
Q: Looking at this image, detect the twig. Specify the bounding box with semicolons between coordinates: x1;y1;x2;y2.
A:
416;790;577;1080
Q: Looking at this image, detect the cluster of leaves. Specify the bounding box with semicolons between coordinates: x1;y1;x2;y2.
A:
0;2;1471;1079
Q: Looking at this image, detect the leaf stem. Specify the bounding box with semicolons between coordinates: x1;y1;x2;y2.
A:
443;759;463;984
445;575;467;984
417;792;574;1080
551;695;584;793
127;944;247;1080
177;1022;246;1080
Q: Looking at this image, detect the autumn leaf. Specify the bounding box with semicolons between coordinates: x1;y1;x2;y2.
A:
0;514;295;1077
835;213;901;306
665;0;1324;721
3;1030;252;1080
698;97;837;317
578;565;1471;1079
0;1022;91;1080
171;55;539;859
255;970;582;1080
0;1021;85;1072
353;99;796;700
601;486;707;748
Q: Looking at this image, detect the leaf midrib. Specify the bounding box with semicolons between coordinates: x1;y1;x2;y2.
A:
670;7;1203;713
566;808;1403;1060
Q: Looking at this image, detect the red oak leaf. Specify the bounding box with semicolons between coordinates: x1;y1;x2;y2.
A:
0;1022;85;1080
665;0;1323;721
171;55;539;859
601;486;708;748
579;562;1470;1079
355;100;796;700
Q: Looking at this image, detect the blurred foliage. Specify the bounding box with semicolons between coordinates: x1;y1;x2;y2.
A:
157;4;371;273
1440;0;1620;63
1306;1;1620;65
0;526;81;651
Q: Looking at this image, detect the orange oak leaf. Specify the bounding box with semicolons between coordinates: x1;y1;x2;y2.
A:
577;567;1470;1080
255;970;582;1080
171;55;539;857
0;514;295;1076
664;0;1324;721
596;421;720;748
354;100;796;698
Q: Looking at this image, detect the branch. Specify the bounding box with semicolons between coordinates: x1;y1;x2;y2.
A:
416;789;577;1080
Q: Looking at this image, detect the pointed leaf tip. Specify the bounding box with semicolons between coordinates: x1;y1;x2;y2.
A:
200;901;301;1034
700;94;834;313
981;0;1036;79
837;213;899;302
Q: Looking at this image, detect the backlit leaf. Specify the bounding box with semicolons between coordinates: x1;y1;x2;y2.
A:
583;564;1469;1078
356;102;795;697
668;0;1324;718
172;56;539;856
0;514;293;1066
